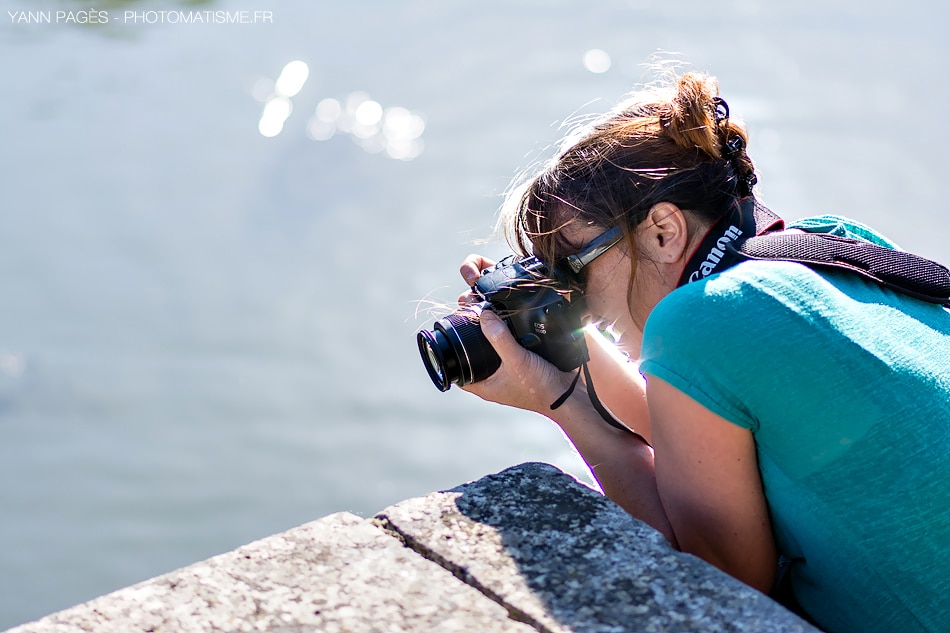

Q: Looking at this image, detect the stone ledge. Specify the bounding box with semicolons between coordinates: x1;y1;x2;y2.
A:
377;462;817;633
5;512;531;633
5;462;820;633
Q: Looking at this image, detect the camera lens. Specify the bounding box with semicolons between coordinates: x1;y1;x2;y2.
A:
422;338;444;383
417;329;452;391
416;306;501;391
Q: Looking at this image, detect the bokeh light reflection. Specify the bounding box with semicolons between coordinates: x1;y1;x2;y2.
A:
256;60;309;137
352;99;383;139
383;107;425;140
386;138;424;161
258;95;293;138
307;98;341;141
307;119;336;141
315;98;341;122
354;100;383;127
251;78;275;103
583;49;612;73
305;91;426;161
274;60;310;98
252;66;425;158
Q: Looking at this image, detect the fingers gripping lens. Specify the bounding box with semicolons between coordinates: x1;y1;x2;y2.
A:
416;255;590;392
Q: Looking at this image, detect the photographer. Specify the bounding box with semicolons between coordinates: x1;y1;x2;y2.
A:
452;71;950;632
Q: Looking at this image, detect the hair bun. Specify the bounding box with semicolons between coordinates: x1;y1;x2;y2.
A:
661;72;722;159
667;73;758;196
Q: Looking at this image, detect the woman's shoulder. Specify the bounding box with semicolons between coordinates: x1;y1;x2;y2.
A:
640;259;811;366
649;258;825;327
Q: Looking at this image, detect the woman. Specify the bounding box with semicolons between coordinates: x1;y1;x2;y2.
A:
456;71;950;632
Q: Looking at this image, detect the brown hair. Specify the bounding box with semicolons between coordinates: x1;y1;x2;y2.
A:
502;71;756;282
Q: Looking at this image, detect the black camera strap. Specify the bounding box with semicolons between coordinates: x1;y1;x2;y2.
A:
678;197;950;305
677;197;786;287
729;232;950;304
550;361;652;445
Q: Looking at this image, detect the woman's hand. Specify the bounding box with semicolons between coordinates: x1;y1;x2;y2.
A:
457;254;576;413
457;254;494;306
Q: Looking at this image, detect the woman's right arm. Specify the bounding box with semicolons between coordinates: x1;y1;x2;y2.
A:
458;255;676;543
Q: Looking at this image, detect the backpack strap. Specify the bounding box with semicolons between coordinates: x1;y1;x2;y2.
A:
729;232;950;305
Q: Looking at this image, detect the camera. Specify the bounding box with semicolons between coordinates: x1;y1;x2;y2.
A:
416;255;590;391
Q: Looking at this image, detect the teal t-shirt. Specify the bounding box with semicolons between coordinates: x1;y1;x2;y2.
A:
639;216;950;633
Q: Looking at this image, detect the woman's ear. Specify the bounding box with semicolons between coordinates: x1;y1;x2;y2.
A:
640;202;690;263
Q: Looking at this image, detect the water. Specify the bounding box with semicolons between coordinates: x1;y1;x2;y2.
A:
2;0;948;628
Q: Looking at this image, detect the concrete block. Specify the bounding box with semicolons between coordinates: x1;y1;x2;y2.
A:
375;462;820;633
6;512;536;633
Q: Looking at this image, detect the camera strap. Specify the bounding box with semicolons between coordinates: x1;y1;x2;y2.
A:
551;362;652;445
677;197;950;305
729;232;950;304
677;197;786;286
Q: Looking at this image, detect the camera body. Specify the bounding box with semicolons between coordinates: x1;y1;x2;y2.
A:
417;255;590;392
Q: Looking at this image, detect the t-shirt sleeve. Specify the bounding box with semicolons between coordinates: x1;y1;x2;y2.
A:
639;278;762;431
638;260;839;433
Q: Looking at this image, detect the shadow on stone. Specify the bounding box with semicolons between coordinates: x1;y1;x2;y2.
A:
377;461;821;633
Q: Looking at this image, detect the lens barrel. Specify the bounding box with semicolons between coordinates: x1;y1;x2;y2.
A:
416;306;501;391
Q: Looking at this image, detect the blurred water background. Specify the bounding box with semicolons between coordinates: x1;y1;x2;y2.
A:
1;0;948;627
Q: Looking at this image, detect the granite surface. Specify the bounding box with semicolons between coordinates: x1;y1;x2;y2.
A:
376;462;819;633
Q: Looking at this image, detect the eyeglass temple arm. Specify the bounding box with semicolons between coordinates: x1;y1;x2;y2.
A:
563;226;624;274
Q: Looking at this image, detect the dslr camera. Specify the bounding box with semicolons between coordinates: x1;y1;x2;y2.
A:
416;255;589;391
